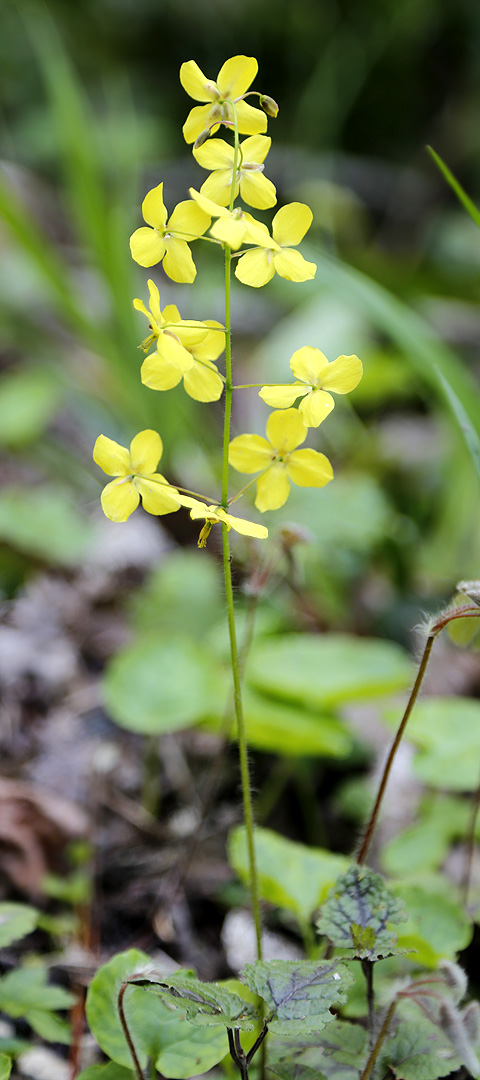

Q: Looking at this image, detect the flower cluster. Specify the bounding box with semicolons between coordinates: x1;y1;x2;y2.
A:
93;55;362;543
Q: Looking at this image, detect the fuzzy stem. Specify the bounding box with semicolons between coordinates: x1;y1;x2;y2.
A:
359;999;397;1080
220;102;263;963
118;983;145;1080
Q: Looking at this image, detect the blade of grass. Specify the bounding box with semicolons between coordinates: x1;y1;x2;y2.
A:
427;146;480;229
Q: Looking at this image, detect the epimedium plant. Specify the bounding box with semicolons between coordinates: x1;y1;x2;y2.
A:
73;56;480;1080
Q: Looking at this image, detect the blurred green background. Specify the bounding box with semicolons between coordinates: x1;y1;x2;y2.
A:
2;0;480;631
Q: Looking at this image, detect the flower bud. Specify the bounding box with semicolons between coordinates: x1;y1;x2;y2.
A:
194;128;212;149
260;94;279;118
461;1001;480;1046
457;579;480;607
198;521;213;548
438;960;468;1003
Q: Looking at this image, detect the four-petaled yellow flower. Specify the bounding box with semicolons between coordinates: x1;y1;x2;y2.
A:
235;203;317;287
141;307;225;402
180;56;267;144
259;347;363;426
181;496;268;546
189;189;268;249
129;182;210;282
229;408;333;512
93;431;182;523
133;279;208;373
193;135;276;209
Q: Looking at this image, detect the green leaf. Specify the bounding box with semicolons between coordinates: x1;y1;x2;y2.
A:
0;368;60;448
269;1019;367;1080
247;634;412;710
77;1066;134;1080
380;1008;464;1080
0;488;91;565
207;689;352;758
132;971;256;1030
86;950;228;1079
383;696;480;791
0;903;40;947
0;1056;12;1080
268;1065;327;1080
132;550;223;639
316;864;407;959
228;826;348;927
381;796;472;877
427;146;480;230
392;877;472;965
0;967;74;1017
25;1009;71;1045
103;634;227;735
242;959;353;1036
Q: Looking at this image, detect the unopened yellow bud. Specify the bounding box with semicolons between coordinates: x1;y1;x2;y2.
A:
194;128;212;149
260;94;279;118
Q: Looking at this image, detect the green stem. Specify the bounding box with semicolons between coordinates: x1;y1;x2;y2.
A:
220;103;263;963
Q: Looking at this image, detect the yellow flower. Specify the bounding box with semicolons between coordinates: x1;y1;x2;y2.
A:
141;307;225;402
259;347;363;426
234;203;317;287
229;408;333;512
193;135;276;209
189;188;267;249
129;183;210;282
133;279;208;373
180;56;267;144
181;496;268;546
93;430;182;523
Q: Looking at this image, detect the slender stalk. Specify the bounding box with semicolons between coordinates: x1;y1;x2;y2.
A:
220;101;263;963
359;999;397;1080
118;983;145;1080
463;763;480;906
361;959;376;1050
357;604;480;867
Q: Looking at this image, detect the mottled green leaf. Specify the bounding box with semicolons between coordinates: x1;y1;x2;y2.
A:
133;970;256;1030
0;903;40;947
247;634;412;709
380;1010;463;1080
228;826;348;927
86;950;228;1078
317;864;407;959
242;959;353;1036
269;1019;366;1080
103;634;227;735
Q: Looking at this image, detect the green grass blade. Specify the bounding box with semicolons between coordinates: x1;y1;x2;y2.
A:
427;145;480;229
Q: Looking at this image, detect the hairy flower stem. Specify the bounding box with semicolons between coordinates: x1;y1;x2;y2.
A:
359;999;397;1080
118;983;145;1080
220;103;263;964
357;605;480;867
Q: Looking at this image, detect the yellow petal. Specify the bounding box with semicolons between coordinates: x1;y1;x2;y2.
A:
274;249;317;282
255;463;290;512
156;332;194;371
168;199;211;238
242;216;275;247
240;134;271;164
272;203;313;247
133;297;150;319
266;408;307;452
234;100;268;136
187;500;218;521
258;384;306;408
210;216;246;249
129;227;166;267
219;509;268;539
162;237;197;283
290;346;327;385
189;187;228;218
229;433;273;473
93;435;130;477
192;322;225;361
129;429;163;474
147;279;163;324
141;183;167;229
240;171;277;210
161;304;182;323
193;138;234;170
183;104;214;144
101;477;139;522
286;448;334;488
141;354;183;391
298;389;334;427
180;60;215;102
173;320;209;347
319;353;363;393
200;171;237;208
216;56;258;99
135;476;181;516
235;248;275;287
183;360;224;402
